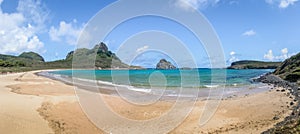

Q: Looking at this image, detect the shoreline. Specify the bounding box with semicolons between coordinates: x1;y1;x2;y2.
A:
0;70;296;133
39;70;274;100
255;73;300;133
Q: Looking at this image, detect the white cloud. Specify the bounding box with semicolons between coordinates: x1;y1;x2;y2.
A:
49;20;83;45
279;0;298;8
228;51;239;63
136;45;149;53
266;0;298;8
281;48;288;59
264;50;275;61
174;0;220;11
0;0;45;54
264;48;295;61
230;51;236;56
17;0;49;31
242;30;256;36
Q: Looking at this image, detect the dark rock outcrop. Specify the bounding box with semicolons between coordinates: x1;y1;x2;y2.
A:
254;73;298;92
65;51;74;61
156;59;176;70
258;52;300;134
94;42;108;53
256;73;300;134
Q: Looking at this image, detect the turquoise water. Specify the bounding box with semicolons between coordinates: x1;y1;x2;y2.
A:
49;69;273;88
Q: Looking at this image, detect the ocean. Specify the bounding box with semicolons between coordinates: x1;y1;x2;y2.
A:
48;69;272;89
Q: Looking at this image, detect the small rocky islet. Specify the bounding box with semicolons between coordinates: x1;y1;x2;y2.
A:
156;59;176;70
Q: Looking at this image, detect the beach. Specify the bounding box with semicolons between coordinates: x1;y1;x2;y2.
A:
0;70;295;134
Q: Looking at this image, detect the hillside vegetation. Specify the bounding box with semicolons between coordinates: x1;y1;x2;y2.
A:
228;60;281;69
66;42;128;69
274;52;300;84
0;53;44;67
19;52;45;62
0;42;134;73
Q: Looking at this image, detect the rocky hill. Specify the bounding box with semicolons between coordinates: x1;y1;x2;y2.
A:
66;42;128;69
274;52;300;83
228;60;281;69
156;59;176;70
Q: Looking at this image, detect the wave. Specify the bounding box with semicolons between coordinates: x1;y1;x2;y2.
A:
163;94;198;98
203;85;219;88
59;75;153;93
125;86;152;93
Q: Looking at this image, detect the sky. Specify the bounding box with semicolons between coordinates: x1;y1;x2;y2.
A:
0;0;299;68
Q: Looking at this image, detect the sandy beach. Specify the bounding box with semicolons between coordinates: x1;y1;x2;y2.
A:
0;71;295;134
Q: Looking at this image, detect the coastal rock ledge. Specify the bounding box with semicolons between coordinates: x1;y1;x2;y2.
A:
156;59;176;70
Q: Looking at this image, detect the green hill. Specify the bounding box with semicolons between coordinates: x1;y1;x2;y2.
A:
274;52;300;83
0;52;44;72
0;42;132;73
19;52;45;62
228;60;281;69
65;42;128;69
0;52;42;67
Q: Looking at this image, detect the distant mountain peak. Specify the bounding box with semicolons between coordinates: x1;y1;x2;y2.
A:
93;42;108;53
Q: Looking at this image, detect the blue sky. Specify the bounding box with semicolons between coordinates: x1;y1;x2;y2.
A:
0;0;299;68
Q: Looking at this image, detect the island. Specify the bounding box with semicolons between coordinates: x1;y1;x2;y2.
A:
156;59;177;70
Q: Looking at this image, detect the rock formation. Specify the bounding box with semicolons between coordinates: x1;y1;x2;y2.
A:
156;59;176;70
